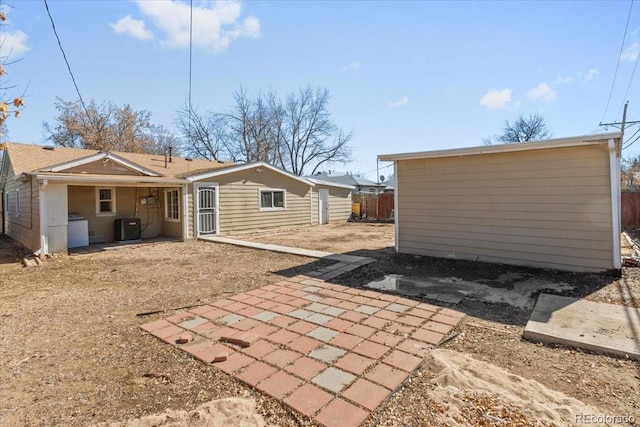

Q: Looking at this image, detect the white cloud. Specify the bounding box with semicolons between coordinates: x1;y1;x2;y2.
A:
479;89;511;109
621;41;639;62
583;68;599;80
553;75;574;85
111;15;154;40
342;61;360;71
133;0;260;53
0;30;30;61
527;82;556;102
388;96;409;107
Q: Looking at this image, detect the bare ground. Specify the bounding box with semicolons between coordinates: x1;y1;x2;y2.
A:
1;223;639;426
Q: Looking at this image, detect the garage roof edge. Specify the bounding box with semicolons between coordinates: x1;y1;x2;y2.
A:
378;132;623;161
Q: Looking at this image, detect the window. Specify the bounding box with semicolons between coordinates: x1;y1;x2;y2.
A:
15;190;20;217
96;187;116;215
4;191;9;215
259;189;285;210
165;189;180;221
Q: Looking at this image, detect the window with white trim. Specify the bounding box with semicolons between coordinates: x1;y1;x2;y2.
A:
15;189;20;217
5;191;9;215
165;189;180;221
96;187;116;215
259;189;285;210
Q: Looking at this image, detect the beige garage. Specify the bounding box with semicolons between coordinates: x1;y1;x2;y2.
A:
379;133;623;273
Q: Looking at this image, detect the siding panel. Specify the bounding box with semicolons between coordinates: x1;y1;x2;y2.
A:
396;144;614;272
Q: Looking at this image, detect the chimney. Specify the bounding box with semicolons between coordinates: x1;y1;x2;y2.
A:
169;146;173;163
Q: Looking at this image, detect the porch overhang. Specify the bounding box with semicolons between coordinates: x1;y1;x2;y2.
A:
30;172;188;187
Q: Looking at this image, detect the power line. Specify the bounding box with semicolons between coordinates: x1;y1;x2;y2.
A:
620;42;640;112
600;0;634;123
623;127;640;149
43;0;88;116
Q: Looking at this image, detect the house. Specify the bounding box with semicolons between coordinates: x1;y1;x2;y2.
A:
0;143;353;254
379;133;623;273
311;172;386;194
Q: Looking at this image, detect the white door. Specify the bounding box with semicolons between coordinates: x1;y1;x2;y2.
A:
319;189;329;225
197;185;218;236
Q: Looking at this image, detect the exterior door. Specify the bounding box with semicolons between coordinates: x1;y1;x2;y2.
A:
196;185;218;236
319;189;329;225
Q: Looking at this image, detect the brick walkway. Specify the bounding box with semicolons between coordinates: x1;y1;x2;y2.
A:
141;262;464;427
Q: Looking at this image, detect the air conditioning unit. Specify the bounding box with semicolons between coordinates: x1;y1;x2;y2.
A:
114;218;141;241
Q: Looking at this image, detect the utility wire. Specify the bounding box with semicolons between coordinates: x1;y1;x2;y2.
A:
43;0;88;117
601;0;634;124
620;44;640;112
623;127;640;149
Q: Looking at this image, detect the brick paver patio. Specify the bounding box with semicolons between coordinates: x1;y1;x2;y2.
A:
141;257;464;427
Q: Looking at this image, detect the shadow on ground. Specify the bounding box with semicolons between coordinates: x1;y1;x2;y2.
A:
274;247;621;327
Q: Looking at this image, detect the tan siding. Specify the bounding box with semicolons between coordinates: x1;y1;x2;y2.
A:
198;169;313;234
4;175;40;251
68;186;163;243
396;144;614;272
327;187;352;222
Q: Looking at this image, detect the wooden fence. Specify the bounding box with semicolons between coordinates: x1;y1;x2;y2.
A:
622;191;640;228
351;193;395;221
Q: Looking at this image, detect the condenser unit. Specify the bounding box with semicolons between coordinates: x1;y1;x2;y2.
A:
114;218;141;241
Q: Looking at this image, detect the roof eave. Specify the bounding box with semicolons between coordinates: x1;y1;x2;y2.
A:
31;172;187;186
188;162;315;186
378;132;623;162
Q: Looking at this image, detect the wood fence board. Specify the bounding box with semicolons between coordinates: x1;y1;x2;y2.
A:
622;192;640;228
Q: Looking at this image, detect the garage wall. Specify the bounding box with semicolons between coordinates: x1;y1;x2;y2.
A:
312;185;353;224
396;144;614;272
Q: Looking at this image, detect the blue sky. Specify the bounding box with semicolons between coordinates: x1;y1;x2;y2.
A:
2;0;639;179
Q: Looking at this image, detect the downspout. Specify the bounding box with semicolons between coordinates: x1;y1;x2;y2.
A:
38;179;49;255
310;185;313;225
181;183;189;241
608;139;621;269
1;189;4;234
393;161;399;252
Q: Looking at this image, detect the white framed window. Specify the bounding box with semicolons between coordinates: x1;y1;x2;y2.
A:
164;189;180;222
96;187;116;215
259;189;286;211
15;189;20;217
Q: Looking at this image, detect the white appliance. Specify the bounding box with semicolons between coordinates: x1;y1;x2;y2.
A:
68;214;89;248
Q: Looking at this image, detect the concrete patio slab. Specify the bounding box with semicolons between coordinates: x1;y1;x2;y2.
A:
524;293;640;360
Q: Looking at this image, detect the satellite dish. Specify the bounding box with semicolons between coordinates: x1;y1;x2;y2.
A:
379;175;385;182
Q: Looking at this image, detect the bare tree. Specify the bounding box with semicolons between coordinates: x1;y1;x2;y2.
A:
176;105;227;160
0;3;26;139
275;86;352;176
225;88;280;164
485;113;552;145
44;98;168;154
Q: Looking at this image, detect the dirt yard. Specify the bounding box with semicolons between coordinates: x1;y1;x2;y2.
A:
1;223;639;426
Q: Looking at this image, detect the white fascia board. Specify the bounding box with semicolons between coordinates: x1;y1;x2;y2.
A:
307;178;355;190
47;152;161;177
378;132;623;162
32;172;187;186
188;162;315;186
608;139;622;269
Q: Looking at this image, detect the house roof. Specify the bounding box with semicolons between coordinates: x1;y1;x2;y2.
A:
378;132;623;162
187;161;314;186
310;172;385;188
306;177;355;190
0;142;234;180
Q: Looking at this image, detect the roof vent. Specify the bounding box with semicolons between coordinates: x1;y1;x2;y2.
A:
42;146;55;151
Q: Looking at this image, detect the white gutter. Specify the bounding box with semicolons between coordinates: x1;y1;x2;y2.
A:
32;173;187;186
182;183;189;241
379;132;622;162
393;162;399;252
608;139;622;269
38;179;49;255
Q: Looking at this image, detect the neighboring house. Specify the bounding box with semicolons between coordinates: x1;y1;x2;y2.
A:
311;172;386;194
0;143;352;254
379;132;623;273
